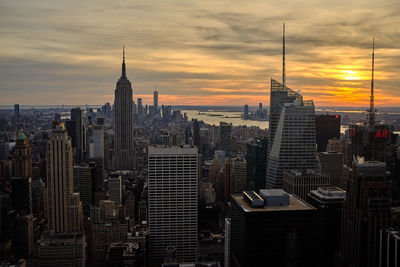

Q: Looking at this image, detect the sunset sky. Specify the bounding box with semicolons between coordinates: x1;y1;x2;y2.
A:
1;0;399;107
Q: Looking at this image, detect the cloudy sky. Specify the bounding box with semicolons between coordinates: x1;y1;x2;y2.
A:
1;0;399;107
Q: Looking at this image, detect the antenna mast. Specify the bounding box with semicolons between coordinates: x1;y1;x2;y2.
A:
282;23;286;87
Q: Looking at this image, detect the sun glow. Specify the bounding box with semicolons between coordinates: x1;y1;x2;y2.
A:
343;70;361;80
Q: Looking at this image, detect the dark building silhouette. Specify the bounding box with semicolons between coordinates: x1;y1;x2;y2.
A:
66;107;86;162
246;137;268;191
337;159;392;267
193;119;200;149
230;190;320;267
307;187;345;267
315;114;340;152
11;177;32;214
13;133;32;178
243;105;249;120
379;228;400;267
220;122;232;156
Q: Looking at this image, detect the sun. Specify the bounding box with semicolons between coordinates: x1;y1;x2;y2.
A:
343;70;361;80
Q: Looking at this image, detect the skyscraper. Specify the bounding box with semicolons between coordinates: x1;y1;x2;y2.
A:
243;105;249;120
46;122;82;233
266;80;316;188
108;176;122;205
66;107;86;162
220;122;232;156
153;88;158;112
114;47;135;170
137;98;143;116
13;104;19;123
337;159;392;267
148;146;198;264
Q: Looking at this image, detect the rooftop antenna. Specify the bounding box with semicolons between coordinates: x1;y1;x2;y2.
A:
282;23;286;87
367;38;375;127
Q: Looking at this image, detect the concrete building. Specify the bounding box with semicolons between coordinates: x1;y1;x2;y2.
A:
65;107;86;162
266;79;316;188
13;214;34;259
224;218;231;267
13;133;32;178
282;169;330;201
230;157;247;194
148;146;198;264
315;114;340;152
318;151;344;188
91;124;104;159
114;47;135;170
11;176;32;214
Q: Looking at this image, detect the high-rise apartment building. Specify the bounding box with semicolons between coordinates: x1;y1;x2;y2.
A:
337;159;392;267
114;47;135;170
266;79;316;188
46;123;82;233
148;146;198;264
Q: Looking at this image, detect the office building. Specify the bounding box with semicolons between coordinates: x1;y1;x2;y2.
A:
29;233;86;267
114;47;135;170
379;228;400;267
154;89;159;112
230;189;320;267
315;114;340;152
319;151;344;188
307;187;346;267
337;159;392;267
13;214;34;258
32;178;46;221
13;133;32;178
193;119;201;149
91;124;104;159
11;176;32;214
243;105;249;120
266;79;316;188
108;176;122;205
148;146;198;264
282;169;330;201
230;157;247;194
46;123;83;233
137;98;143;116
220;122;232;156
224;218;231;267
246;137;268;191
66;107;86;162
14;104;20;123
73;164;93;213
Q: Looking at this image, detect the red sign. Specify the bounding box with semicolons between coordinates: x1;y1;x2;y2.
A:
375;129;388;139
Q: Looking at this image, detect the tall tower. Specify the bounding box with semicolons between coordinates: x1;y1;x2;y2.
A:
367;39;376;127
266;25;316;188
114;46;135;170
153;87;158;112
46;122;82;233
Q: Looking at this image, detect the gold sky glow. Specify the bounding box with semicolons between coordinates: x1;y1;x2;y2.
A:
0;0;399;107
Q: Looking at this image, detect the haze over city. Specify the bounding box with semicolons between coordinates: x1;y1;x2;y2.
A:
1;0;400;106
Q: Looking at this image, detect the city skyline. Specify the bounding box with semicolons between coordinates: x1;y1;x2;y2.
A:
1;0;400;107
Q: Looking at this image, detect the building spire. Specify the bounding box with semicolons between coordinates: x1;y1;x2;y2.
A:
368;38;375;127
121;45;127;79
282;23;286;87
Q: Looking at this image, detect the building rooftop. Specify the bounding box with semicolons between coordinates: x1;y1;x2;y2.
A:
148;145;198;155
309;187;346;201
232;193;315;213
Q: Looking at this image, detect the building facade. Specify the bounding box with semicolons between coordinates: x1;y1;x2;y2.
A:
148;146;198;264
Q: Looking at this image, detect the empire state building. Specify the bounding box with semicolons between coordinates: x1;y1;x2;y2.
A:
114;47;135;170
